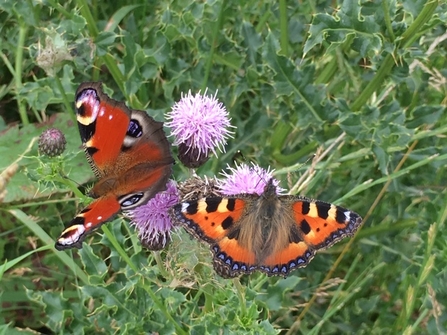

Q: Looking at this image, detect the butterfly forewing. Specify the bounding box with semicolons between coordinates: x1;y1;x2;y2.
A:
176;197;246;243
76;82;130;174
292;199;362;249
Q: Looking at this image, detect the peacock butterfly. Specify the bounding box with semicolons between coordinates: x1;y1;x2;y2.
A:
55;82;174;250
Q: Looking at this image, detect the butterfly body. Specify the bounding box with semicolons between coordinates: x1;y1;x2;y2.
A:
56;82;174;250
172;179;362;278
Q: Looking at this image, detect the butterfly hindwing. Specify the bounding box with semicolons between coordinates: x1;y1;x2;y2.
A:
55;82;173;251
56;194;121;249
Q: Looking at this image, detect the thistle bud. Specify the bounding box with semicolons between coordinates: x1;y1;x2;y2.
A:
38;128;67;157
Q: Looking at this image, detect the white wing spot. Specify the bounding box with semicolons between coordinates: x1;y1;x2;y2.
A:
92;104;100;119
344;211;350;221
181;203;190;212
59;225;85;245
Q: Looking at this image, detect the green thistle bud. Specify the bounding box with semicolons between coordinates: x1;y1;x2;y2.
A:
38;128;67;157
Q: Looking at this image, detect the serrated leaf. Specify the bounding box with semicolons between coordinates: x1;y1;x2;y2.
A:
240;21;262;64
214;51;244;70
95;31;118;56
304;0;382;57
408;105;445;128
263;33;331;122
79;244;108;279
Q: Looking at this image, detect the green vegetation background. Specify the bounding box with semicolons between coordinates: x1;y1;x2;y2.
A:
1;0;446;334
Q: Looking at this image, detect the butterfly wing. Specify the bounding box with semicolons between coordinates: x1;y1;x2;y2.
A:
55;194;121;249
173;195;272;277
75;82;129;177
55;83;173;250
259;198;362;276
291;198;362;248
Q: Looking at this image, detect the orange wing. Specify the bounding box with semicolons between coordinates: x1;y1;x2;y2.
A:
258;198;362;276
172;196;261;277
173;197;246;242
291;199;362;249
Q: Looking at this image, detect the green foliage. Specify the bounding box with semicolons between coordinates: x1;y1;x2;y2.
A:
1;0;446;334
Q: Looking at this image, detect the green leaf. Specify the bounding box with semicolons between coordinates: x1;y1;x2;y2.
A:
95;31;118;56
304;0;382;57
79;245;108;282
240;21;262;64
263;32;332;123
107;5;142;32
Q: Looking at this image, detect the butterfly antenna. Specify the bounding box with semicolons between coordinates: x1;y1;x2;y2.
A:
59;171;84;188
231;150;246;164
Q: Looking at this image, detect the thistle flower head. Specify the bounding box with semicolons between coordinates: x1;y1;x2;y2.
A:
38;128;67;157
166;89;234;168
217;163;284;196
127;181;179;250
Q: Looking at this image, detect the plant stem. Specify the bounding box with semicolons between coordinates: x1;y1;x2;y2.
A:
202;0;227;91
15;22;29;125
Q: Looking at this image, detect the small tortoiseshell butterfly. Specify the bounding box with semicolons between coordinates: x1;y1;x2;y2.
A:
171;179;362;278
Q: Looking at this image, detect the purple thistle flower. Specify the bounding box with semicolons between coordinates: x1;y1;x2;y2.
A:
217;163;284;196
166;89;234;168
127;181;179;250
